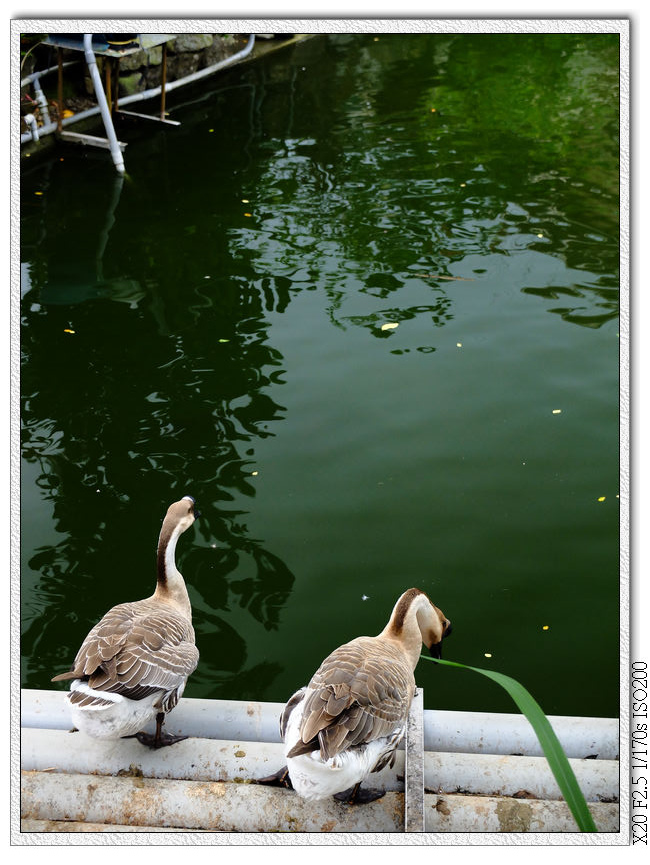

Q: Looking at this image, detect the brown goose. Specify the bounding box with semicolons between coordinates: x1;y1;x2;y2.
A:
259;587;451;803
51;496;199;748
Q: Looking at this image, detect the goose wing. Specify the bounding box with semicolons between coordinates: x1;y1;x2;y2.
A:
52;600;199;709
287;637;414;761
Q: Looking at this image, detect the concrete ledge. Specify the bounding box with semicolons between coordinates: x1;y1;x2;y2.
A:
21;726;619;802
19;690;621;834
424;793;619;834
20;771;619;834
21;771;405;833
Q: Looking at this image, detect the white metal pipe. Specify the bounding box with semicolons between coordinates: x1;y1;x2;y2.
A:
119;34;256;104
22;114;39;142
21;820;202;833
22;689;618;760
82;35;125;174
423;750;618;803
20;771;405;833
20;35;256;146
21;103;108;143
19;771;619;834
424;708;619;760
20;726;403;788
21;60;78;88
424;793;619;834
21;725;618;802
31;76;51;126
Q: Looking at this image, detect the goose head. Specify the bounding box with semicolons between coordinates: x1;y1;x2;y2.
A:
163;495;199;535
155;496;199;606
382;587;451;666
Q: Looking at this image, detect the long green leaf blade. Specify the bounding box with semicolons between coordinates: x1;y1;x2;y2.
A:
421;656;598;832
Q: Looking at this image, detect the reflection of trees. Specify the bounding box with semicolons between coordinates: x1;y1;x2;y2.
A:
21;159;296;700
521;278;619;328
226;32;619;332
22;31;620;701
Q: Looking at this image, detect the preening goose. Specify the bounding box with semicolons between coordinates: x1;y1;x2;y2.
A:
258;587;451;803
51;496;199;748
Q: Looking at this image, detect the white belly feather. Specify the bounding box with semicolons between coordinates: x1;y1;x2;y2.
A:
67;679;185;740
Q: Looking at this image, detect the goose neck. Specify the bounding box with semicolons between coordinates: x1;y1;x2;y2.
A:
155;519;191;615
380;590;430;669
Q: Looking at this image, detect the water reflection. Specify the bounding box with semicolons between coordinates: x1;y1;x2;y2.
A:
21;32;620;715
21;160;296;699
222;33;618;345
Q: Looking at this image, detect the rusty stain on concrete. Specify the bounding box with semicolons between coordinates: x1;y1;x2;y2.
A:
435;797;451;815
116;763;144;778
496;798;533;832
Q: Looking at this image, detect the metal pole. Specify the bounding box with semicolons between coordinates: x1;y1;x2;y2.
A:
105;56;112;114
56;48;63;133
160;42;168;121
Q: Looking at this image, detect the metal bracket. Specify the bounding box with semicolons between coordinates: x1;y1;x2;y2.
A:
115;110;180;126
405;687;425;831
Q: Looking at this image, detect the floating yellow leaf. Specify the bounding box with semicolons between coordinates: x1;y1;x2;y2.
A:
597;496;606;502
63;328;75;334
552;409;562;414
242;199;249;203
251;471;258;476
542;625;549;631
62;109;74;118
244;212;252;217
381;322;399;331
484;653;492;658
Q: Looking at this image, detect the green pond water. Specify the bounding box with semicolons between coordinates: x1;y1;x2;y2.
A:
20;33;620;719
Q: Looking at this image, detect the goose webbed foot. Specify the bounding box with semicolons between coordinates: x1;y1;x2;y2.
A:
134;712;187;749
255;766;293;789
334;782;385;805
135;729;189;749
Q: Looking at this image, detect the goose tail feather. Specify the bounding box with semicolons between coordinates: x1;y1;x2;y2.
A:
51;670;78;682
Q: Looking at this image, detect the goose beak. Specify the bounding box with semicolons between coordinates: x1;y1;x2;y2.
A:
429;621;452;660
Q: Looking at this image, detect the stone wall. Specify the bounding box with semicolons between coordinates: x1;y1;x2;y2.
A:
90;34;246;98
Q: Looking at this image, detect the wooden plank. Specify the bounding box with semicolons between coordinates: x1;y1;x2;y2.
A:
405;687;425;831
